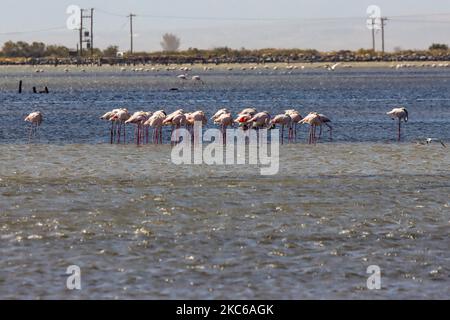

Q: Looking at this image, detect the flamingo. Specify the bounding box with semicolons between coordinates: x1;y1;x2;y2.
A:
24;111;43;141
387;107;408;141
163;109;186;144
177;74;187;80
246;111;271;130
109;109;131;143
125;111;152;145
234;108;258;130
270;114;292;144
317;114;332;140
285;109;303;141
100;108;123;143
191;75;204;84
211;108;229;121
299;112;322;144
214;112;233;144
144;110;166;144
238;108;257;117
186;110;207;143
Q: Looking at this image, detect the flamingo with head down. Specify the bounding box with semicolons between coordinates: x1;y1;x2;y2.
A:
387;107;408;141
144;110;166;144
25;111;43;141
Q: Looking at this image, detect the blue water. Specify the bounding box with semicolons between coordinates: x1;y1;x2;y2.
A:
1;67;449;144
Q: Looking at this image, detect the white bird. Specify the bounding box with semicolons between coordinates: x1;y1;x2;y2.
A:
191;75;204;84
177;74;187;80
327;63;341;71
387;107;409;141
416;138;447;148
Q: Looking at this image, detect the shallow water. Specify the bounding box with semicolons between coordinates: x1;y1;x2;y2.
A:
0;67;449;299
0;66;450;143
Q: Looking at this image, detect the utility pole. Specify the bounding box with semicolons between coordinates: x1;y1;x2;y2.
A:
381;17;388;54
79;8;84;57
371;18;376;52
90;8;94;57
129;13;136;54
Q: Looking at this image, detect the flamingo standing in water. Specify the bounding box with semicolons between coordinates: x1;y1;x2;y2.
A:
186;110;207;143
125;111;152;145
191;75;204;84
163;109;186;144
246;111;271;130
214;112;233;144
24;111;43;141
387;107;408;141
270;114;292;144
211;108;229;121
234;108;258;130
285;109;303;141
299;112;322;144
317;113;332;140
109;109;131;143
144;110;166;144
101;108;122;144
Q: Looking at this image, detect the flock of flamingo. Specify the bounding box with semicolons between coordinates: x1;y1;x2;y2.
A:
24;107;412;144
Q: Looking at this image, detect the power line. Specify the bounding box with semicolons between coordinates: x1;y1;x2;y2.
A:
0;27;66;36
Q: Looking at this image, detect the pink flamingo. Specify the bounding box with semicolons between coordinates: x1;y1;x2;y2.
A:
163;109;186;144
317;114;332;141
24;111;43;141
270;114;292;144
285;109;303;141
125;111;152;145
214;112;233;144
211;108;229;121
387;107;408;141
101;108;123;143
109;109;131;143
246;111;271;130
186;110;207;143
299;112;322;144
234;108;257;130
144;110;166;144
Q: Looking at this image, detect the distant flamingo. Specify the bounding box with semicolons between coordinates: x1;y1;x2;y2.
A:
191;75;204;84
299;112;322;144
270;114;292;144
24;111;43;141
387;107;408;141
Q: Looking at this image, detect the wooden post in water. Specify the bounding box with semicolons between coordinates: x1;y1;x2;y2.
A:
18;80;23;93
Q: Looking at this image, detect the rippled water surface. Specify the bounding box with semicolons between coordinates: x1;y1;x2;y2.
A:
0;67;449;299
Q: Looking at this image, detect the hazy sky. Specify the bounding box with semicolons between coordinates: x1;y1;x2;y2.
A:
0;0;449;51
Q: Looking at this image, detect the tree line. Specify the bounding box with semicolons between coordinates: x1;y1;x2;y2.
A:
0;39;448;60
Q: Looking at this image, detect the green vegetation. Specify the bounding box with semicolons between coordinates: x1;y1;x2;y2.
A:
1;41;449;64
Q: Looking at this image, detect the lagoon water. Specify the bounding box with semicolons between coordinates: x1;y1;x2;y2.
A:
0;66;449;299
